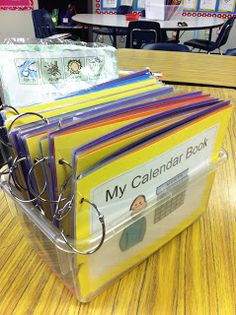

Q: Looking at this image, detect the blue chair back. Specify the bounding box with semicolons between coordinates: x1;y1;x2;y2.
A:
117;5;133;15
32;9;57;38
225;48;236;56
214;17;235;49
142;43;190;52
125;21;161;49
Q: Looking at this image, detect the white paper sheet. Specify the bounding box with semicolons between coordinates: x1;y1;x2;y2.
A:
218;0;235;12
199;0;217;11
103;0;118;9
183;0;198;10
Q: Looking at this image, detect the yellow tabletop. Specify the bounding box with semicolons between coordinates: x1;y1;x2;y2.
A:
117;49;236;88
0;84;235;314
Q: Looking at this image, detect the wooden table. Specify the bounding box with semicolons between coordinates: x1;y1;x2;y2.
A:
0;51;236;314
117;49;236;88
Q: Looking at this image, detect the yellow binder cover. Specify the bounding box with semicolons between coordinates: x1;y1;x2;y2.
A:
4;78;162;128
73;105;232;299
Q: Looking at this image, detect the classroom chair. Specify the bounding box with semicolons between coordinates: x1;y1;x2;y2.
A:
140;10;176;43
32;8;78;40
184;17;235;54
225;48;236;56
93;5;133;47
142;43;190;52
125;21;162;49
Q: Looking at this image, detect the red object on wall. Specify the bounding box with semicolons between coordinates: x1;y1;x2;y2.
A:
0;0;34;10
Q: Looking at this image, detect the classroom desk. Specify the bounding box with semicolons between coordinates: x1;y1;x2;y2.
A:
117;49;236;88
72;14;224;47
0;52;236;314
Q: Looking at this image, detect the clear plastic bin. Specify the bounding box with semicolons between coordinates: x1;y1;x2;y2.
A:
145;2;184;21
0;150;227;302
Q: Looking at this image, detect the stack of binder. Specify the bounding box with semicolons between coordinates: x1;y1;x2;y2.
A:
0;68;232;302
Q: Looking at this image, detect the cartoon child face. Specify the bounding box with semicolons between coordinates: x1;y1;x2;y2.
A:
130;195;147;215
88;57;103;75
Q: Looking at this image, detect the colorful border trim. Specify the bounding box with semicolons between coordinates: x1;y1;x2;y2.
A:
96;0;236;16
182;12;235;17
0;0;34;11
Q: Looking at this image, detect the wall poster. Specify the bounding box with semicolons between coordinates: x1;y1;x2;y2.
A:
0;0;34;10
102;0;117;9
183;0;198;10
96;0;236;15
137;0;145;9
218;0;236;12
199;0;217;11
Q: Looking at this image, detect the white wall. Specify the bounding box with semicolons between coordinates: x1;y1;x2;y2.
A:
93;0;96;13
0;1;38;38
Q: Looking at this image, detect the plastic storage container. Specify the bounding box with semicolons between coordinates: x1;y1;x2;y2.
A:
0;150;226;302
145;1;183;21
125;13;140;21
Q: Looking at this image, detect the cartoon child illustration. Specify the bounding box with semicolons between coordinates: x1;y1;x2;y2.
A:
119;195;147;252
87;56;103;77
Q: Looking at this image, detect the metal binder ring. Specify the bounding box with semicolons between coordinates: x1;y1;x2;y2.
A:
53;174;73;221
54;196;74;221
0;104;20;115
60;198;105;255
57;120;63;129
0;157;12;175
8;156;29;191
8;112;49;132
0;138;12;148
0;125;13;148
0;125;12;147
58;158;72;168
8;157;43;203
27;157;66;204
53;158;77;221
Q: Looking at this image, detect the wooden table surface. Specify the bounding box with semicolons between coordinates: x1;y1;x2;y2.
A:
117;49;236;88
0;52;236;314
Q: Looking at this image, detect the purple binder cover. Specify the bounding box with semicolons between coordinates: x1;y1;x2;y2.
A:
48;89;205;199
79;100;230;177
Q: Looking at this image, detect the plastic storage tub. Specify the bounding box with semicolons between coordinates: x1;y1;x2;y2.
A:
0;151;226;302
145;1;183;21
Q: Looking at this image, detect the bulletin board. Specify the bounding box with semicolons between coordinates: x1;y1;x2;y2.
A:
95;0;145;14
0;0;34;10
96;0;236;17
183;0;236;17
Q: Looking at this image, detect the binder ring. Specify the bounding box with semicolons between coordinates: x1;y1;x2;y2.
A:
54;196;74;222
27;157;67;204
58;158;72;168
0;125;12;148
60;198;105;255
52;159;74;221
8;156;29;191
0;104;19;115
8;112;49;133
0;157;12;175
8;156;46;203
53;174;73;221
0;137;12;148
